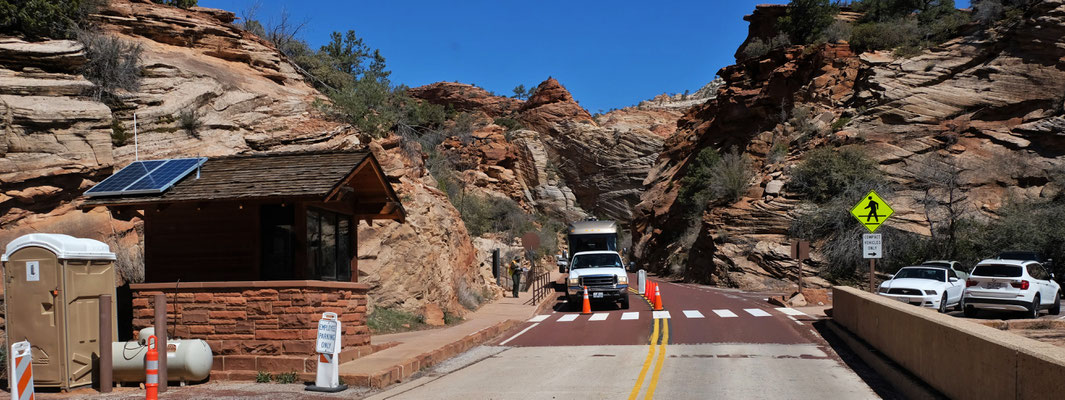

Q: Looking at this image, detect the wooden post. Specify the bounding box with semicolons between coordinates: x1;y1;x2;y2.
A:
154;294;168;393
99;295;112;393
351;216;359;282
798;258;803;294
869;259;876;293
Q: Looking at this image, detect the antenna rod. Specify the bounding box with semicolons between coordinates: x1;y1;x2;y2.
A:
134;112;139;161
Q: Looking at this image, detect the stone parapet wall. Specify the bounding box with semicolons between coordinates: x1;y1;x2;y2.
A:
130;280;371;375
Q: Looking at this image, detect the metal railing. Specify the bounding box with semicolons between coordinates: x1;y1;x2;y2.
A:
528;271;553;306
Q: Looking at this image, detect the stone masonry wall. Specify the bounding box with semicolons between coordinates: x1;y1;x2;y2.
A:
130;281;372;376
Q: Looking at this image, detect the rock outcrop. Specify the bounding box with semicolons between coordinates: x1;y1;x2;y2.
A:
0;0;495;315
634;2;1065;290
408;82;522;118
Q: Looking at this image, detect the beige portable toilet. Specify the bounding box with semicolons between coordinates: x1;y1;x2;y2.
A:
2;233;118;390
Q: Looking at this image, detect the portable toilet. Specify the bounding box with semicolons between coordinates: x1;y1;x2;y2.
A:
2;233;118;390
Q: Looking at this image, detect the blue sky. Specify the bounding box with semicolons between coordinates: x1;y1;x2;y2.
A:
200;0;971;113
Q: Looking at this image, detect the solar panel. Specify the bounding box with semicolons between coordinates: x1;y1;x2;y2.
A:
85;157;206;197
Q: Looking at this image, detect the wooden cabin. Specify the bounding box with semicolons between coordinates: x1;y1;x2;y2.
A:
82;150;404;379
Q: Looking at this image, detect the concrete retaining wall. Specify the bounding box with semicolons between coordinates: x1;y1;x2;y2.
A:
833;286;1065;400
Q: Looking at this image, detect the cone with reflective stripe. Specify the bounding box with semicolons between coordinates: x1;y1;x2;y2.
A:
653;283;664;311
145;335;159;400
581;286;592;315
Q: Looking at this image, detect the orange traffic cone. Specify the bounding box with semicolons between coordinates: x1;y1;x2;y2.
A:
581;286;592;314
647;281;655;301
145;335;159;400
653;283;664;311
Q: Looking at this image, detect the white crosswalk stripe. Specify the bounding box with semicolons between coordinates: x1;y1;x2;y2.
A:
558;314;578;322
744;308;771;317
713;309;738;318
775;307;808;316
620;312;640;320
589;313;609;321
528;315;550;322
652;311;671;319
682;310;705;319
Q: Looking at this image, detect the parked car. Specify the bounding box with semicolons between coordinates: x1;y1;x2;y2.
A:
878;265;965;313
920;260;969;280
963;259;1062;318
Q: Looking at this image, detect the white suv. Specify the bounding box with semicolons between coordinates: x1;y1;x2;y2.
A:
963;259;1062;318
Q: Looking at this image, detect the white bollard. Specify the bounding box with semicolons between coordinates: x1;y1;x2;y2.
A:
305;312;347;393
638;270;647;295
10;341;34;400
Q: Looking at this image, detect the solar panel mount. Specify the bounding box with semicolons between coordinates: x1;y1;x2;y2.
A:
85;157;207;197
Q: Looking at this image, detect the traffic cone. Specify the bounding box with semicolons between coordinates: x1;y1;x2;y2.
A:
581;286;592;315
145;335;159;400
647;282;655;301
653;283;664;311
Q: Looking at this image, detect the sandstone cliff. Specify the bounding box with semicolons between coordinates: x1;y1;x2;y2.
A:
633;2;1065;291
0;0;495;316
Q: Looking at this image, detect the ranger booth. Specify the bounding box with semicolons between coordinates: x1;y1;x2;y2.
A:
82;150;404;379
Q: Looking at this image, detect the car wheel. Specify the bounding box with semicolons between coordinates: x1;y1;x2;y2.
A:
1028;294;1041;319
963;306;978;318
938;294;948;313
954;295;965;312
1051;291;1062;316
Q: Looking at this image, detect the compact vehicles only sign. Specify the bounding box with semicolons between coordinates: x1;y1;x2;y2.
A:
863;234;882;259
850;190;894;233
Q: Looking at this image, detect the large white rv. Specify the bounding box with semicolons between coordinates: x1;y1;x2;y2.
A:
563;220;629;309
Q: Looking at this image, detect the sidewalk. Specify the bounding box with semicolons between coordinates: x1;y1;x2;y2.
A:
338;271;561;388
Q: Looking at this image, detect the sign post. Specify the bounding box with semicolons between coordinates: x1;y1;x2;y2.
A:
790;240;810;293
306;312;346;393
851;190;893;292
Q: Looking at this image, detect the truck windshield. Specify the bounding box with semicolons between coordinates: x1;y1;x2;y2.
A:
568;234;617;254
572;254;623;269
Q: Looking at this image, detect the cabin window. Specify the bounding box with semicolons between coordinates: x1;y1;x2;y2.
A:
260;204;295;280
306;208;353;281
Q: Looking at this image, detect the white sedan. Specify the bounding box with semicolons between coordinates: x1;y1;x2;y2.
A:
878;265;966;313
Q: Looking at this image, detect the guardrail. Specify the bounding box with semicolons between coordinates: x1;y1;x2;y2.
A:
833;286;1065;399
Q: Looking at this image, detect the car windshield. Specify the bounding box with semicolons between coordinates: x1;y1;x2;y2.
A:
893;268;945;282
972;264;1023;277
572;254;623;269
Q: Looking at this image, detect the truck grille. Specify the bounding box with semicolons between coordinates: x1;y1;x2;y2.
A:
579;275;615;287
888;288;922;295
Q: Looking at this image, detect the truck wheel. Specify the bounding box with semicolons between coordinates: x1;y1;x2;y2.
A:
569;295;581;311
620;294;630;310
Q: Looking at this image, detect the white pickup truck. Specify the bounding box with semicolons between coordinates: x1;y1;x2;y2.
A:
566;251;629;309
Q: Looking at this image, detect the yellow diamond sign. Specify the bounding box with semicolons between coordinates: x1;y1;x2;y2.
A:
850;190;893;233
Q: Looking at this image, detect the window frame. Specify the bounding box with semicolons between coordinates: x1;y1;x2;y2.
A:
306;207;353;282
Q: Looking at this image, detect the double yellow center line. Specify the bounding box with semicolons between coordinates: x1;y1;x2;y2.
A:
628;288;669;400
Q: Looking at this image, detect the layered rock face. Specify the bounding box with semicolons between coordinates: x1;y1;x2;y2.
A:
634;2;1065;290
0;0;494;315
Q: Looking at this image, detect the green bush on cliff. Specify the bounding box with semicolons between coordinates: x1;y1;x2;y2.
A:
849;0;969;54
0;0;99;40
151;0;197;9
787;146;882;203
79;31;143;101
779;0;839;44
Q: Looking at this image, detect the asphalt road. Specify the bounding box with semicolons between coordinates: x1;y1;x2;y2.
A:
368;275;883;400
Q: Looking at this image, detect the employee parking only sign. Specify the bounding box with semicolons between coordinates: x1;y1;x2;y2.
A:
850;190;894;233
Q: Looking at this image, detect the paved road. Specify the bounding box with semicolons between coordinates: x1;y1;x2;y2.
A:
368;276;883;400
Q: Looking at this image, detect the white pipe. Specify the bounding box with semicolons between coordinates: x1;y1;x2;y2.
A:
134;113;139;161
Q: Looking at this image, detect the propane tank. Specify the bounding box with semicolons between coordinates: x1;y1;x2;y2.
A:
112;328;213;383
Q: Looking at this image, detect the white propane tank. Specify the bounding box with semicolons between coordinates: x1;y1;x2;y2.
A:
111;327;214;383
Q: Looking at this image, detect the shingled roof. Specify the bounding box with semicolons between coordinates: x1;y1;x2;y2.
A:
82;150;399;216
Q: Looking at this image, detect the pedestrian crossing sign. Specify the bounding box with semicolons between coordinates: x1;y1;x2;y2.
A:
850;190;893;233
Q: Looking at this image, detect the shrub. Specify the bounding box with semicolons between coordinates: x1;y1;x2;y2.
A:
255;371;272;383
676;147;722;217
493;117;523;132
709;147;755;204
273;371;297;384
367;307;426;334
778;0;838;44
0;0;100;40
788;104;821;140
455;194;533;239
849;0;969;53
788;147;882;203
110;116;130;146
512;84;531;100
769;140;789;164
822;20;853;43
178;109;203;137
741;33;791;60
831;116;851;132
79;31;143;101
151;0;197;9
850;17;922;53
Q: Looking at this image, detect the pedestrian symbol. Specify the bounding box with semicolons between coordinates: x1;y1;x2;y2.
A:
850;190;893;233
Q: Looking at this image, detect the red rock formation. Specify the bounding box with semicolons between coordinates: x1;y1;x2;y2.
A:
408;82;523;118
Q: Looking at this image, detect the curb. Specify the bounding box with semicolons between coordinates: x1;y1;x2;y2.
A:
340;318;522;388
826;321;946;400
